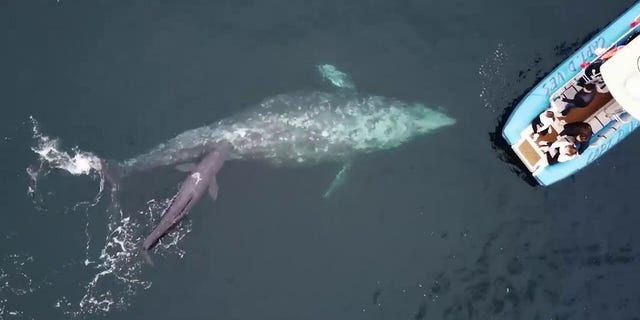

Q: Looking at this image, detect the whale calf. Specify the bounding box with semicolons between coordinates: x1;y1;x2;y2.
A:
142;142;231;251
99;65;456;253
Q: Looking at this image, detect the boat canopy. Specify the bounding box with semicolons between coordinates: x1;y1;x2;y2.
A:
600;36;640;119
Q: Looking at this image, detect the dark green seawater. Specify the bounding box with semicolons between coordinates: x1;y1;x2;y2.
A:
2;1;640;319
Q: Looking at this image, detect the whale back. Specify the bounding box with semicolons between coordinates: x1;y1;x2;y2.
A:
212;91;455;166
120;91;455;172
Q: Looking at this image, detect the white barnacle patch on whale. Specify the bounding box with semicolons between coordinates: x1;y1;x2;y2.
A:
286;114;311;128
235;128;248;138
191;172;202;185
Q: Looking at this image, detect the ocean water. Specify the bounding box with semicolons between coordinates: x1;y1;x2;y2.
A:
2;1;640;319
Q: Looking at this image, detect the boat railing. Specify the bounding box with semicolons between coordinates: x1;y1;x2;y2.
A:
587;101;633;148
604;103;632;123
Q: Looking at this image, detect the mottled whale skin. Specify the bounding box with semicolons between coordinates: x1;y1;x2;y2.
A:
117;91;455;177
103;78;456;256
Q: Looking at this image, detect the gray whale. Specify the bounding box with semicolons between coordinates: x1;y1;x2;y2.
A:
100;65;456;255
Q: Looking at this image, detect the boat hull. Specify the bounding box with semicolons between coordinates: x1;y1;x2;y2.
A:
502;2;640;186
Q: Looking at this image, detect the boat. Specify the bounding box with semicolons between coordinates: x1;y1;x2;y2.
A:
502;2;640;186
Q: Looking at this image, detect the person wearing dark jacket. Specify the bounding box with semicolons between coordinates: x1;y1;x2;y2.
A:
560;83;597;116
558;121;593;154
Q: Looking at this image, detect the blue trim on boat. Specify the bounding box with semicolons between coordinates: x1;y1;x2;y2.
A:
501;2;640;186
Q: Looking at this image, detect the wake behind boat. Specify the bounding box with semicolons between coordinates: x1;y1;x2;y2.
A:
502;2;640;186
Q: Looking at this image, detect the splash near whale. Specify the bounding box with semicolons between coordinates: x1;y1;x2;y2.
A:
26;65;455;313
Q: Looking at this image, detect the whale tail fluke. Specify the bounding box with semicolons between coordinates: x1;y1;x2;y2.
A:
141;247;155;267
100;159;129;188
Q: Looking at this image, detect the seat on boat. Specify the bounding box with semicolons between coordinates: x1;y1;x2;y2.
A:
603;102;632;123
587;105;632;148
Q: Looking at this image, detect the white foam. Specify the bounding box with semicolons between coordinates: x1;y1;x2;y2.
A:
29;116;102;177
22;117;192;318
0;253;36;319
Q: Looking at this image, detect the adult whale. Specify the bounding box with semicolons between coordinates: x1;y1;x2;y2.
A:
102;65;456;251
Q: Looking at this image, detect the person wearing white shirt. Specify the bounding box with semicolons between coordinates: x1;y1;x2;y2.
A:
531;109;564;140
540;138;578;165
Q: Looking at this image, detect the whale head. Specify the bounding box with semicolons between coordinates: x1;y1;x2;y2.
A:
407;103;457;134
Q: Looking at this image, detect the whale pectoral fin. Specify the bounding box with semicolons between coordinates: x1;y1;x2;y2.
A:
208;177;219;201
322;161;353;199
316;64;356;90
175;163;197;172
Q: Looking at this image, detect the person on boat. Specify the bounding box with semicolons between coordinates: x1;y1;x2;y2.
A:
531;109;557;139
560;82;597;116
576;59;606;91
580;35;638;92
558;121;593;154
542;138;579;165
531;109;563;140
